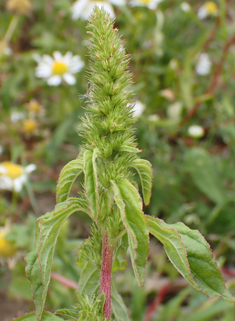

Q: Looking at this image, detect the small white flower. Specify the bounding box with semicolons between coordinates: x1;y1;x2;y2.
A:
188;125;204;138
10;111;25;123
195;53;212;76
130;0;162;10
4;47;12;56
127;100;145;118
197;2;218;20
181;2;191;12
71;0;125;20
167;102;182;119
35;51;84;86
148;114;159;122
0;162;36;192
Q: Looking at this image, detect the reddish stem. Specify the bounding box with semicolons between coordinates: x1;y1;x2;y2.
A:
51;272;78;290
143;282;170;321
100;230;113;320
180;33;235;127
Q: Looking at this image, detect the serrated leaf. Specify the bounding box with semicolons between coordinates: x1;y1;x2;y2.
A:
12;311;64;321
26;198;91;320
184;147;226;204
77;261;100;296
112;179;149;287
84;149;99;221
147;216;235;304
111;281;130;321
130;159;153;205
56;153;84;203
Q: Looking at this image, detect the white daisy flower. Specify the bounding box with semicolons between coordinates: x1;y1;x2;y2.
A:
0;162;36;192
71;0;125;20
35;51;84;86
130;0;163;10
10;111;25;123
180;2;191;12
128;100;145;118
197;1;218;20
195;53;212;76
188;125;204;138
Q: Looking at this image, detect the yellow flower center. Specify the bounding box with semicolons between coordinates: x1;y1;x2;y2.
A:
6;0;31;15
0;162;23;179
205;2;218;14
0;230;17;258
28;100;42;113
52;61;68;75
23;119;38;134
140;0;151;3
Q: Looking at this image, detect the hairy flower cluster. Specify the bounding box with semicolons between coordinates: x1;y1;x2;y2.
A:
80;8;138;185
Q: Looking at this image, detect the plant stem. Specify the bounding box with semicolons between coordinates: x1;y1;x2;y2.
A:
100;229;113;320
4;16;20;43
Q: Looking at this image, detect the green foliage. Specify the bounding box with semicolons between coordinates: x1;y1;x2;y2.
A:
26;198;90;320
130;159;153;205
112;179;149;287
184;147;226;204
84;149;99;221
147;216;235;304
5;4;235;321
56;154;84;203
13;312;64;321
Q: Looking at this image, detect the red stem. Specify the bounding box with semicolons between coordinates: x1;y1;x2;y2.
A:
100;230;113;320
50;272;78;290
143;282;170;321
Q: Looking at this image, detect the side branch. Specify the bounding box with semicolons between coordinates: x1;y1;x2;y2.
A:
181;33;235;126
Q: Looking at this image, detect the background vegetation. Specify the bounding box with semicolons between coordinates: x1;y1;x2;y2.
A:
1;0;235;320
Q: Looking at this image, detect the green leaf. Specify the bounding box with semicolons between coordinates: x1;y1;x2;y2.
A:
178;298;233;321
111;281;130;321
56;153;84;203
12;311;64;321
130;159;153;205
147;216;235;304
112;179;149;287
26;198;90;320
84;149;99;221
77;261;100;296
185;147;226;204
119;145;142;153
55;308;78;320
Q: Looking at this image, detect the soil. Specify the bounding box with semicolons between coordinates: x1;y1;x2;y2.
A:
0;289;29;321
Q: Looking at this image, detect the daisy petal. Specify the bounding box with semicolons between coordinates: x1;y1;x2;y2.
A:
13;178;24;192
96;2;115;18
110;0;126;5
63;52;73;64
69;61;85;73
47;75;62;86
71;0;88;20
0;176;13;190
53;51;63;61
25;164;37;173
42;55;54;64
0;166;7;174
63;73;76;85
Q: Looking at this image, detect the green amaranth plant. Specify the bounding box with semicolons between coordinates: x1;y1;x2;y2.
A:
14;7;234;321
